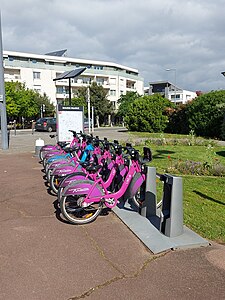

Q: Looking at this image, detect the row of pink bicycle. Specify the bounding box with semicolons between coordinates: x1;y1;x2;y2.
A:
39;131;152;225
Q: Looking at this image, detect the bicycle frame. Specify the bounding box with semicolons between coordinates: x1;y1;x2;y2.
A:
41;132;80;154
57;148;127;190
63;160;145;209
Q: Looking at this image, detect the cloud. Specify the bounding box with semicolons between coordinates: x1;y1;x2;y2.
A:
1;0;225;91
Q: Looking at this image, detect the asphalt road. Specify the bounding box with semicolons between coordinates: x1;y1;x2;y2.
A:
0;127;132;154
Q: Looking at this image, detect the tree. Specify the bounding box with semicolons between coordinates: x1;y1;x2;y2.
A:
70;97;87;115
185;90;225;138
166;103;190;134
33;92;55;118
125;94;173;132
117;91;140;119
5;82;55;121
77;82;113;125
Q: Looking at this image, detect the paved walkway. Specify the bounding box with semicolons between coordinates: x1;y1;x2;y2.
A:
0;128;225;299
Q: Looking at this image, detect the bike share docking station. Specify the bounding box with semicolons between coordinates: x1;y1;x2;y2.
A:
113;167;209;254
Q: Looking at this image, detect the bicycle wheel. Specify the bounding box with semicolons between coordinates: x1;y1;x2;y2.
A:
39;149;44;161
131;183;145;209
47;168;53;182
60;180;104;225
45;162;51;174
132;185;162;209
50;174;62;194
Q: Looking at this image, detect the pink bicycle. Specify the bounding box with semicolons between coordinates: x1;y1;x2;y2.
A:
39;130;80;161
59;147;152;224
57;143;127;203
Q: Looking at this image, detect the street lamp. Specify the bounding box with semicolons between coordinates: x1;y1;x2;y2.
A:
166;68;177;104
0;12;9;150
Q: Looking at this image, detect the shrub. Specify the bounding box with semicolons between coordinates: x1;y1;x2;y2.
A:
186;91;225;139
220;117;225;140
125;94;173;132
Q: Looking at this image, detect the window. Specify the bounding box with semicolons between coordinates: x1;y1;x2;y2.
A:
34;85;41;93
111;101;116;108
56;87;65;94
96;78;104;86
74;76;90;84
171;94;180;99
93;65;103;70
120;79;124;86
109;78;116;85
110;90;116;96
33;71;41;79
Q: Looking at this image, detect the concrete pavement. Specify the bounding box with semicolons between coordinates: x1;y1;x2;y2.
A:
0;128;225;299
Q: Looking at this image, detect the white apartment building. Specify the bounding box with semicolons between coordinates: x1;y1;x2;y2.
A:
145;81;197;104
3;50;144;109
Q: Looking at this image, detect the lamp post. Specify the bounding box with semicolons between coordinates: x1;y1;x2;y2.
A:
0;12;9;150
166;68;177;104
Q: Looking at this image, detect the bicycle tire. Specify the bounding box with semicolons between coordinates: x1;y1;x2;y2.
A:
47;168;53;182
50;174;61;194
39;149;44;161
60;180;104;225
132;188;162;209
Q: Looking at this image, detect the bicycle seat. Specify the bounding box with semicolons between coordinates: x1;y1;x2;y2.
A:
64;147;75;153
79;161;91;168
58;142;68;147
68;130;77;137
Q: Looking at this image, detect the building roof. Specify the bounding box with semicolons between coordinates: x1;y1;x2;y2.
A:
3;50;139;74
45;49;67;57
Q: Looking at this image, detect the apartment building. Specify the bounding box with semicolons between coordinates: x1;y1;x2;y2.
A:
3;50;144;109
145;81;197;104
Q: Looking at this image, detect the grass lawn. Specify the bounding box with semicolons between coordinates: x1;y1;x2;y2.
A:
133;140;225;243
183;176;225;243
147;144;225;174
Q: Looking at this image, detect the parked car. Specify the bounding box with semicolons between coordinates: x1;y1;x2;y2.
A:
35;117;56;132
84;118;92;129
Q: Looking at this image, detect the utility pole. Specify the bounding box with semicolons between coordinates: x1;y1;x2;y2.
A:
91;106;94;133
166;68;177;105
0;12;8;150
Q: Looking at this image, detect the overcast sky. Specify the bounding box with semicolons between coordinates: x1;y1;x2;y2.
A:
1;0;225;92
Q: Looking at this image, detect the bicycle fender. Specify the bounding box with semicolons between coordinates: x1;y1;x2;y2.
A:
47;154;68;163
60;172;88;188
52;165;77;176
41;145;57;151
44;151;62;159
49;159;72;169
63;180;103;197
123;173;144;199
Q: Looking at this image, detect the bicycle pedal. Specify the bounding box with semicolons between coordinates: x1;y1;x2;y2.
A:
84;213;93;219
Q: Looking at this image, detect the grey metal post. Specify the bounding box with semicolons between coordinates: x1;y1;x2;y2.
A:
91;106;94;133
0;12;9;150
141;166;157;218
87;86;91;134
160;175;183;237
68;78;71;106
